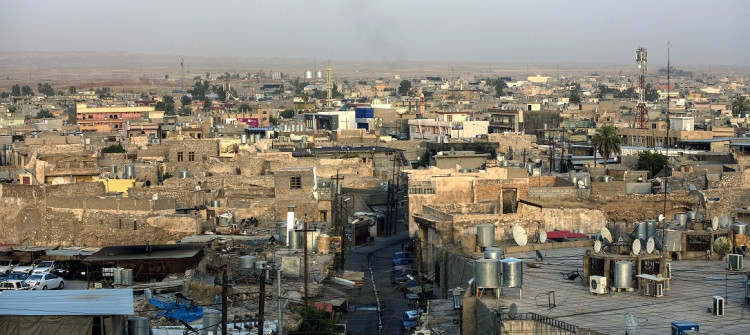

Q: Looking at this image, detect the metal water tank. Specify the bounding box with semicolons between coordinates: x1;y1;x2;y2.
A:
634;222;648;240
733;223;747;235
474;259;498;288
210;200;221;207
241;134;248;144
128;317;149;335
288;230;301;249
179;170;190;179
255;261;269;280
674;213;687;227
122;269;134;286
202;309;221;334
109;165;118;175
686;210;696;221
317;234;330;254
483;247;502;260
645;220;657;238
124;164;136;179
239;255;257;276
613;261;633;289
113;268;122;285
278;223;287;245
476;224;495;248
501;258;523;288
305;230;320;252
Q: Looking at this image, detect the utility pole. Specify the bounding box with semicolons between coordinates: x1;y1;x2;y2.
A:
258;266;267;335
276;264;283;335
212;266;229;335
331;171;345;271
295;214;316;307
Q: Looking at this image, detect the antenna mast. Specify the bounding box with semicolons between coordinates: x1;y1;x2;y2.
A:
636;47;647;129
326;62;333;108
663;42;671;240
180;56;185;94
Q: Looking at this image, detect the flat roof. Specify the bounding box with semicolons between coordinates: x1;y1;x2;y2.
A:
0;289;134;316
85;243;206;262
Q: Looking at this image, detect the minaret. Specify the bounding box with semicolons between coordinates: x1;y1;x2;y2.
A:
636;47;647;129
326;62;333;108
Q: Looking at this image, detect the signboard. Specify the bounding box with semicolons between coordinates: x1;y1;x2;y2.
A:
237;118;259;127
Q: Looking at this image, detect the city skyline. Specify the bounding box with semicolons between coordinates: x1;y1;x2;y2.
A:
1;0;749;67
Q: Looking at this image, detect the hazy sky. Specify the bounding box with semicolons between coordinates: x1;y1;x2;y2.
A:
2;0;748;66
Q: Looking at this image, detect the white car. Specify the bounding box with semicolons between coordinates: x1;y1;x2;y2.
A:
32;261;57;274
12;260;42;275
0;280;32;291
0;259;20;275
24;273;64;290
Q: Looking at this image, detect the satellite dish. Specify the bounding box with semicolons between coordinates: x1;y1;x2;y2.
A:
51;177;67;185
512;225;528;247
594;240;602;253
720;214;729;228
646;237;655;254
539;231;547;244
712;217;719;230
623;312;642;335
577;179;585;188
600;227;613;246
151;194;159;201
195;185;201;191
508;303;518;316
632;239;641;255
658;214;665;222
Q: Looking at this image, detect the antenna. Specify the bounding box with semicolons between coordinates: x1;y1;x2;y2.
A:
512;225;527;247
662;41;670;256
180;56;185;94
635;47;647;129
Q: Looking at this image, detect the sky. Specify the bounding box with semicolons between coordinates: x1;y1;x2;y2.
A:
1;0;749;67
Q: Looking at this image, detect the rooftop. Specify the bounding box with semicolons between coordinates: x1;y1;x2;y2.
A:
0;289;134;316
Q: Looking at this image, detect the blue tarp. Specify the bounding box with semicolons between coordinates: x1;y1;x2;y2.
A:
150;298;203;322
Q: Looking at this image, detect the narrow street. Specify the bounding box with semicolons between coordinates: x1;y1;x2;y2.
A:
339;231;411;335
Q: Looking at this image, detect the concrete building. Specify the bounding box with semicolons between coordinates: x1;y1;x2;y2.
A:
75;102;154;132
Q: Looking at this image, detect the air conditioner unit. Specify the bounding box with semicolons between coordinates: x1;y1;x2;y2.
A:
590;276;607;294
655;283;664;297
666;263;672;279
713;296;724;316
727;254;744;271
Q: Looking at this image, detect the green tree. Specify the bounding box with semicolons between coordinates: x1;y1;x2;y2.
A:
291;306;337;335
591;125;621;167
398;80;412;96
156;95;176;115
11;84;21;96
569;90;582;105
202;98;212;112
645;84;658;102
102;144;126;153
181;95;192;106
636;151;668;179
36;109;54;118
731;96;750;117
21;85;33;96
280;109;295;118
68;86;76;94
238;103;252;113
417;150;431;167
39;83;55;96
493;78;508;97
178;106;192;116
0;92;8;98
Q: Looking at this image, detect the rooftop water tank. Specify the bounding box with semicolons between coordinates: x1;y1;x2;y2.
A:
124;164;136;179
474;259;498;289
613;261;633;289
634;222;648;240
239;255;257;276
202;309;221;334
179;170;190;179
122;268;134;286
674;213;687;227
686;210;696;221
733;222;747;235
476;224;495;248
484;247;502;260
501;258;523;288
645;220;657;238
128;317;149;335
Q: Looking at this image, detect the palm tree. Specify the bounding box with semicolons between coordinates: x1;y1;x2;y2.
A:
731;96;750;117
591;125;621;167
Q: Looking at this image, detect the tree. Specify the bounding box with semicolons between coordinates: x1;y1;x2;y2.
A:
494;79;508;98
21;85;33;96
398;80;412;96
68;86;76;95
636;151;668;179
238;103;252;113
181;95;192;106
0;91;8;98
732;96;750;117
36;109;54;119
290;306;337;335
11;84;21;96
102;144;126;153
39;83;55;96
645;84;658;102
202;98;212;112
591;125;621;167
417;150;431;167
178;106;192;116
280;109;295;118
155;95;175;115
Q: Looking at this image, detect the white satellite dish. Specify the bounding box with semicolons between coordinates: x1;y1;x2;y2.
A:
658;214;665;223
594;240;602;253
151;194;159;201
632;239;641;255
646;237;655;254
600;227;613;246
195;185;201;191
539;231;547;244
720;214;729;228
512;225;528;247
712;217;719;230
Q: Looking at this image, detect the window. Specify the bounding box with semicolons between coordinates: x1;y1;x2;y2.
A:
177;152;184;162
319;210;327;222
188;152;195;162
290;176;302;189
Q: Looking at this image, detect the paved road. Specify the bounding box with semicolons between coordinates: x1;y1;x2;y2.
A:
339;231;412;335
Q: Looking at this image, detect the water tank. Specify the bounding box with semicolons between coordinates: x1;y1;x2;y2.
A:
733;223;747;235
202;309;221;334
634;222;648;240
317;234;330;254
109;165;118;175
210;200;221;207
686;210;696;221
601;176;612;182
613;261;633;289
674;213;687;227
124;164;136;179
113;268;122;285
122;269;134;286
278;223;287;246
483;247;503;260
255;261;269;280
239;256;257;276
306;230;320;252
501;258;523;288
476;224;495;248
474;259;498;288
128;317;149;335
645;220;657;238
288;229;301;249
241;134;248;144
179;170;190;179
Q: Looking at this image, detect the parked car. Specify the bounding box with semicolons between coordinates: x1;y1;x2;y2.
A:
4;272;29;281
391;269;417;285
24;273;64;290
403;309;424;321
393;252;411;260
0;259;20;275
0;280;32;291
52;261;85;280
32;260;57;274
13;260;42;274
392;258;415;266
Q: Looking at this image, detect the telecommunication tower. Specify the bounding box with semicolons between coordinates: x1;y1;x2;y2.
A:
636;47;647;129
326;62;333;108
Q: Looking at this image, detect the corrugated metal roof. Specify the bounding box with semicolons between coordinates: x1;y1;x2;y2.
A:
85;243;206;262
0;289;134;316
